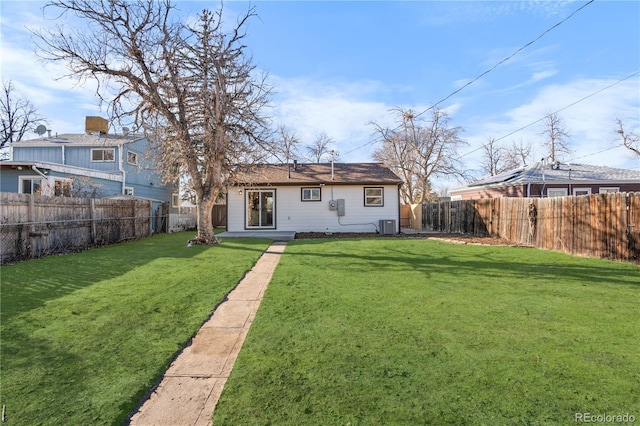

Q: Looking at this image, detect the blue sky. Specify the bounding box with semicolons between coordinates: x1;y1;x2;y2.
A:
1;0;639;190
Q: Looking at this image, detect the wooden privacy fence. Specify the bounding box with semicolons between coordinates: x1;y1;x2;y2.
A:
0;192;155;264
423;192;640;264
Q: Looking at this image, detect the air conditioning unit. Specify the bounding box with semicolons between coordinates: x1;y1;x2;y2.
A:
379;219;396;235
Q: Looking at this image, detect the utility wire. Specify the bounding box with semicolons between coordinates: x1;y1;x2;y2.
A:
413;0;595;120
345;0;596;157
455;70;640;161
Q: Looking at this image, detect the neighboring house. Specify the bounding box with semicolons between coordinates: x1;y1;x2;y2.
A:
451;161;640;200
0;117;178;225
227;162;403;234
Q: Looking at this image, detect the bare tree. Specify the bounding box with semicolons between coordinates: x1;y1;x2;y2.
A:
371;107;467;204
481;137;506;176
271;124;301;163
541;112;571;163
615;118;640;156
1;80;47;149
34;1;271;244
504;139;533;168
305;132;335;163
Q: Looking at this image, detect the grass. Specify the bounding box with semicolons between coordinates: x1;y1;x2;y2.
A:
0;232;271;425
213;239;640;425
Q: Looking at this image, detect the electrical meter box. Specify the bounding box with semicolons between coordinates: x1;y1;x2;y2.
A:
329;200;337;211
337;199;345;216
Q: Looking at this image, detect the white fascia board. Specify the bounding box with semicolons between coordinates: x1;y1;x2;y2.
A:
34;161;124;182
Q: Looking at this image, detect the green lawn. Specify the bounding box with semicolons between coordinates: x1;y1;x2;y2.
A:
0;232;271;425
214;239;640;425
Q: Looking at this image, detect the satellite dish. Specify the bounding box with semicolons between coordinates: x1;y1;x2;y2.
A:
35;125;47;136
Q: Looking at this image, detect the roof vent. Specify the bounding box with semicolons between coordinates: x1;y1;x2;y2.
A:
85;116;109;135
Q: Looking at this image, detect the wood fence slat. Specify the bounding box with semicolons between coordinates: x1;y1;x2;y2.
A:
422;192;640;264
1;193;155;264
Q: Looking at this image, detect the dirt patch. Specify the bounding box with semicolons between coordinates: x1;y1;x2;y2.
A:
294;232;515;246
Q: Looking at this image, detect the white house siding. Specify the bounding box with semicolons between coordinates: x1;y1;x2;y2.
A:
227;184;399;233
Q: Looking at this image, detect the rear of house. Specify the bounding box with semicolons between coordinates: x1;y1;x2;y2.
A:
1;117;183;232
451;161;640;200
227;162;403;234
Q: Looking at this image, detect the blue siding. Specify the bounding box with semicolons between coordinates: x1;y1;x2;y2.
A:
13;147;62;163
130;181;176;202
0;169;20;192
4;136;175;204
65;146;121;171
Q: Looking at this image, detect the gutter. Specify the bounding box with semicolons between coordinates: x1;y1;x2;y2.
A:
31;165;48;179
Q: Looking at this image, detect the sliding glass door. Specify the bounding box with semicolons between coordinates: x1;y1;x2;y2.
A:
246;189;275;229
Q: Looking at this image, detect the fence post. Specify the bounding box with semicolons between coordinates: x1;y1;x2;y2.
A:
90;198;97;244
132;199;137;238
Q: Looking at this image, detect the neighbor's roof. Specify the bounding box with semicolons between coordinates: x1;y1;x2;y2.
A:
233;162;403;185
9;133;144;148
453;161;640;192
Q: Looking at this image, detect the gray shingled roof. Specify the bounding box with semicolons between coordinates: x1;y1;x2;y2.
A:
233;163;403;185
9;133;142;147
464;161;640;189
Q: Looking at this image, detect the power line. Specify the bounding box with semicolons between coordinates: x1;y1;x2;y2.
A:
569;146;619;161
413;0;595;120
345;0;598;158
455;70;640;161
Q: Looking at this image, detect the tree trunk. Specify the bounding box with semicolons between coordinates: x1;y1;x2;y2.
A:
190;194;219;245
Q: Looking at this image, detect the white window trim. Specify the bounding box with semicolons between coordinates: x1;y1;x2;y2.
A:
91;148;116;162
127;150;138;165
599;187;620;194
547;188;568;198
54;178;72;197
573;188;592;196
301;187;321;201
246;189;276;229
18;176;43;194
171;193;179;208
364;187;384;206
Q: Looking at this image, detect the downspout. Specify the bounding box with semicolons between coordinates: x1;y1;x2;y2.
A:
119;145;126;194
397;183;401;234
31;165;49;195
31;165;48;179
527;183;531;198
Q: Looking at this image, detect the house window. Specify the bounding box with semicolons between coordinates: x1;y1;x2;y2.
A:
124;187;134;196
19;177;42;194
301;187;321;201
547;188;568;198
599;187;619;194
127;151;138;165
91;148;115;162
246;189;275;229
573;188;591;196
54;179;72;197
364;187;384;206
172;193;179;208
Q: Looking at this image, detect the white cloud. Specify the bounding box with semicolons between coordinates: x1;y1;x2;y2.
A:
2;41;104;134
530;69;558;82
461;76;640;177
270;76;423;162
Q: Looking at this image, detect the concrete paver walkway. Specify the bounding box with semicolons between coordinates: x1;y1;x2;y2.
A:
128;242;287;425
